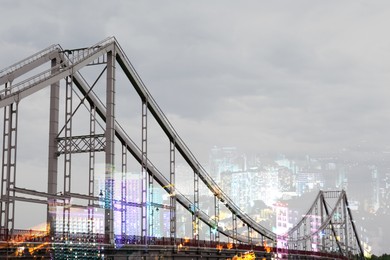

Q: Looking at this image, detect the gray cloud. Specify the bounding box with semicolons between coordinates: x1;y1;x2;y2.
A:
2;0;390;176
1;0;390;254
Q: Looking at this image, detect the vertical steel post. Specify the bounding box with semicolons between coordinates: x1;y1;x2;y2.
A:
63;75;73;243
214;195;220;243
148;115;154;238
248;226;252;245
105;50;115;244
193;171;199;243
296;224;300;250
169;141;176;244
121;144;127;238
314;200;319;251
320;192;325;252
343;193;349;255
141;100;148;243
338;204;342;252
88;105;96;241
232;214;237;245
303;217;307;250
0;82;18;240
47;58;60;238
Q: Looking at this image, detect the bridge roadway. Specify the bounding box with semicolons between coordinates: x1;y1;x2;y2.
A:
0;229;350;259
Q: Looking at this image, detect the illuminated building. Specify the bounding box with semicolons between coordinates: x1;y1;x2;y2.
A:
209;146;244;184
54;207;105;235
230;171;253;213
113;172;142;236
273;202;290;249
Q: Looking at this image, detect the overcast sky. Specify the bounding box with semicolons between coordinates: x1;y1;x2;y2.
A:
1;0;390;255
2;0;390;162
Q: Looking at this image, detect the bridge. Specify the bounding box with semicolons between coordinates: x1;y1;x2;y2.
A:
0;37;365;259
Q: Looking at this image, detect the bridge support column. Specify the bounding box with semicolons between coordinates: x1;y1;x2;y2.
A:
62;75;73;242
232;214;237;245
320;192;325;251
0;82;18;240
193;170;199;243
121;144;128;239
88;105;96;241
105;50;115;244
169;141;176;245
47;58;60;238
248;226;252;245
148;119;154;238
141;99;148;244
343;193;349;255
214;195;220;243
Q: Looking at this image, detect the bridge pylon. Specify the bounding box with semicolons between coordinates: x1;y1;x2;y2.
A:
283;190;365;259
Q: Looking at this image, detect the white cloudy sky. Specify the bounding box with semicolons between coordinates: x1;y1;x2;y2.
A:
1;0;390;254
2;1;390;161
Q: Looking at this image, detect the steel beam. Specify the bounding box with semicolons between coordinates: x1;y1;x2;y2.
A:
62;75;73;242
343;194;349;255
121;144;127;237
0;42;115;109
148;103;154;238
57;134;105;154
47;58;60;237
88;104;96;238
169;141;176;244
193;171;199;243
214;195;220;243
232;214;237;245
105;50;115;244
141;100;148;243
0;82;18;239
0;46;60;86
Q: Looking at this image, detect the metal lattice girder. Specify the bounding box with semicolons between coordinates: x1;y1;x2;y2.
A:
104;50;115;244
57;134;105;155
87;104;96;239
193;170;200;242
0;44;61;86
62;74;72;243
283;190;364;258
47;57;60;237
141;100;148;242
63;47;108;66
121;144;127;237
0;95;18;238
169;140;176;242
0;38;115;110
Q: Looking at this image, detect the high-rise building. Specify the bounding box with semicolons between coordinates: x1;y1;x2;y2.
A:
209;146;244;183
273;202;290;249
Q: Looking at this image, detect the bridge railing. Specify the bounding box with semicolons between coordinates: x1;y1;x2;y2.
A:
0;44;61;79
0;229;354;260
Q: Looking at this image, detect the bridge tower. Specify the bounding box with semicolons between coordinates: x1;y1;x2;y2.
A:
284;190;364;259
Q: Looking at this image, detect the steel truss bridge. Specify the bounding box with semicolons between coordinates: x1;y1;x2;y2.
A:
0;37;365;259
